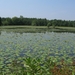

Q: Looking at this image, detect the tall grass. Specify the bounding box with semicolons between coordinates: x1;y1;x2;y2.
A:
0;57;75;75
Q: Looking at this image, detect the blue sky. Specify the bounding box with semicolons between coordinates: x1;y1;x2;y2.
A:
0;0;75;20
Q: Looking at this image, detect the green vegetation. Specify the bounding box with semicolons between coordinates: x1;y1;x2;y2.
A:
0;17;1;26
0;15;75;74
0;31;75;74
31;20;36;26
0;57;75;75
1;26;75;33
47;22;52;28
0;16;75;27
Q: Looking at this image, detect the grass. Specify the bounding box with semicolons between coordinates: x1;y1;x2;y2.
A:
0;26;75;33
0;26;47;29
0;25;75;29
0;57;75;75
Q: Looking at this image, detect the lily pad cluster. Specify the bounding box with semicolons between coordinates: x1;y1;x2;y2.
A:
0;31;75;73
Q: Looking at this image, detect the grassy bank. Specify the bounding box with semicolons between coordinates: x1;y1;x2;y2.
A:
0;26;47;29
0;25;75;29
0;26;75;33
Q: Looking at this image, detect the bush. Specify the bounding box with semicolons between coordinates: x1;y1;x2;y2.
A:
47;22;52;28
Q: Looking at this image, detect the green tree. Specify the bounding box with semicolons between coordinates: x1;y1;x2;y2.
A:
6;17;12;25
0;17;2;26
47;22;52;28
2;20;9;25
19;15;25;25
73;22;75;27
52;19;57;28
32;20;36;26
12;17;21;25
43;18;47;26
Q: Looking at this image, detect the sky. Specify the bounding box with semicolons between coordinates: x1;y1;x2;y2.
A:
0;0;75;20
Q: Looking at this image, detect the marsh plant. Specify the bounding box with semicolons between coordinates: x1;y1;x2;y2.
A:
0;31;75;74
0;57;75;75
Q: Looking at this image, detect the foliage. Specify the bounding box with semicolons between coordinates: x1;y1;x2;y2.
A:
0;31;75;74
31;20;36;26
1;16;75;27
0;57;75;75
47;22;52;28
0;17;2;26
52;20;56;28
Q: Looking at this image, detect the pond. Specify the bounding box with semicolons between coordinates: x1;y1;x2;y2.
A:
0;30;75;72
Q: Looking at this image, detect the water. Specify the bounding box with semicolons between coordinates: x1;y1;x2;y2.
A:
0;30;75;72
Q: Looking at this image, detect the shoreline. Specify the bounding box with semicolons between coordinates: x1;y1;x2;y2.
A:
0;26;75;33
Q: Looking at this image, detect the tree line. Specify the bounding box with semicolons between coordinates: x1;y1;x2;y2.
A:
0;16;75;27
